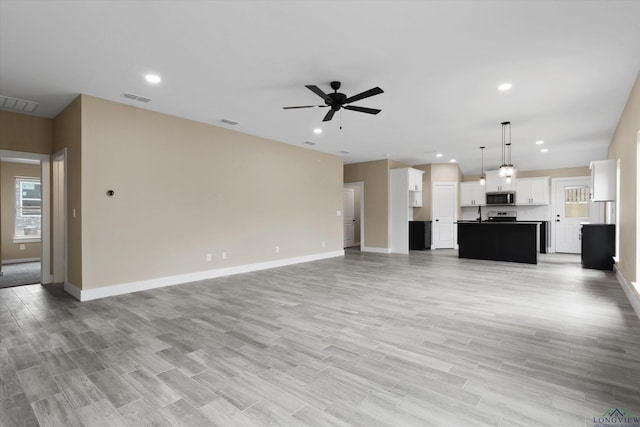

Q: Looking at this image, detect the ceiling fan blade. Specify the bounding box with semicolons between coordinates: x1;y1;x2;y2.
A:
323;109;336;122
344;87;384;104
306;85;331;101
283;105;327;109
343;105;381;115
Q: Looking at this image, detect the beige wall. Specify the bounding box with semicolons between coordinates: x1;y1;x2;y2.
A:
1;161;42;262
0;110;53;154
462;166;591;182
80;95;343;290
608;72;640;285
344;160;392;249
53;96;83;287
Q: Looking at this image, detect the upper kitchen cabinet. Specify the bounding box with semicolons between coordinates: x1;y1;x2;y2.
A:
590;160;616;202
460;181;486;206
485;169;516;192
516;177;550;205
408;168;423;192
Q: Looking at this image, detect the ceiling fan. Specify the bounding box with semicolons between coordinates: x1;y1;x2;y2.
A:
283;81;383;122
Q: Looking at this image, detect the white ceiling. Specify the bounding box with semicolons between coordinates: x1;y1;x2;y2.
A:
1;1;639;175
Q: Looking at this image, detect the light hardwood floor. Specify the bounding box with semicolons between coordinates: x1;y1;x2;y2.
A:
1;249;639;426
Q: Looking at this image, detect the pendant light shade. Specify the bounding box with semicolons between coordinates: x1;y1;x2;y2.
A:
479;146;486;185
499;121;515;179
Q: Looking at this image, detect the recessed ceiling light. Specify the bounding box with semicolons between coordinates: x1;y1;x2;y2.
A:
436;153;443;158
498;82;512;92
536;140;545;145
145;74;161;84
313;128;322;134
450;159;456;163
541;148;549;153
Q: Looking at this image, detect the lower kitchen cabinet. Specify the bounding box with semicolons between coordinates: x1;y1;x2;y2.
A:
409;221;432;250
581;224;615;270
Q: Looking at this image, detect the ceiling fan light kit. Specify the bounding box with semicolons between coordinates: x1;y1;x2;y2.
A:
284;81;383;123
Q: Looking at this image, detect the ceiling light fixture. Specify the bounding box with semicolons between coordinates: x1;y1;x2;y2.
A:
436;153;443;158
536;140;545;145
145;74;161;84
313;128;322;134
479;146;486;185
541;148;549;153
498;82;512;92
499;121;515;183
450;159;456;163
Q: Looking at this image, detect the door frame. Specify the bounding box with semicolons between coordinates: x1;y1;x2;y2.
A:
344;182;364;250
0;149;52;284
550;176;600;254
52;149;67;283
431;182;458;249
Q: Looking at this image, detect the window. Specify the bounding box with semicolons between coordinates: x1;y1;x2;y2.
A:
564;186;589;219
15;177;41;240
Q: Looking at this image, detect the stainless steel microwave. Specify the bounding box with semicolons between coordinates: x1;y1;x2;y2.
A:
486;191;516;205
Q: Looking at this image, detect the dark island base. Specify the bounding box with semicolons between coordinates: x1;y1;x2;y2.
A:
458;222;538;264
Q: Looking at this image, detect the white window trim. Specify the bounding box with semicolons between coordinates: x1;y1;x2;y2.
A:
12;237;41;244
14;176;42;241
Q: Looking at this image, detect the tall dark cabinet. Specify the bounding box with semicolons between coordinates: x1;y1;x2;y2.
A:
581;224;615;270
409;221;432;250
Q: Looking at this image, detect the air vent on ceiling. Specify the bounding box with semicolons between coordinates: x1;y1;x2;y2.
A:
123;92;151;103
304;141;317;146
339;150;350;154
0;95;39;113
220;119;239;126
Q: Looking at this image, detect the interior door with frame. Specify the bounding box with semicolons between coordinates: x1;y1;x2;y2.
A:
553;177;603;253
343;187;355;248
432;183;456;249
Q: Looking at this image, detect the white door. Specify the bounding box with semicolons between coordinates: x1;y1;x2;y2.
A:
432;183;456;249
554;177;603;253
52;152;66;283
343;187;355;248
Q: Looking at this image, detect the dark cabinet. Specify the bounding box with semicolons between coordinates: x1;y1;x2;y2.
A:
581;224;615;270
409;221;432;250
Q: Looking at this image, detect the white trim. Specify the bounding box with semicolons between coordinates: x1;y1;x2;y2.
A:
63;250;345;301
361;246;391;254
2;257;41;265
52;149;67;284
344;182;365;250
613;265;640;321
12;237;41;244
0;149;52;284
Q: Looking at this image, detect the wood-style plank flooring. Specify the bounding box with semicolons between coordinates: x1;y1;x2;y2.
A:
1;249;639;426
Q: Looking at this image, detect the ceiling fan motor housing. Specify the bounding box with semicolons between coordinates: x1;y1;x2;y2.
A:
327;92;347;110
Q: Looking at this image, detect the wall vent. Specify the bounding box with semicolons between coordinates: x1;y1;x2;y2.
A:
220;119;239;126
339;150;350;154
304;141;317;146
123;92;151;103
0;95;39;113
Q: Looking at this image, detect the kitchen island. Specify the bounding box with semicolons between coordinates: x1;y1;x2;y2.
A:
457;221;538;264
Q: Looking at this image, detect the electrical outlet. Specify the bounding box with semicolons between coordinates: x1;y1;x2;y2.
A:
206;253;212;262
222;251;227;259
275;246;280;253
19;244;25;251
322;241;326;248
336;210;342;217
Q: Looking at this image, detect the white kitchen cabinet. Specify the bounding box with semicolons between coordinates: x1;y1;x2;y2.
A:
590;160;616;202
460;181;486;206
390;168;424;254
516;177;550;205
485;169;516;192
408;168;423;191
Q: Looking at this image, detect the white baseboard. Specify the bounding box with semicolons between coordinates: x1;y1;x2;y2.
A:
614;265;640;320
64;250;345;302
361;246;391;254
2;257;41;265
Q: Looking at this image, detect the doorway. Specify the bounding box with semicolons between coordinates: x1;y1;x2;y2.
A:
0;149;51;287
552;177;603;253
344;182;363;250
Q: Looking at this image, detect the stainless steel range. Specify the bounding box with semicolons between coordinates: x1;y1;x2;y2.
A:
486;211;517;222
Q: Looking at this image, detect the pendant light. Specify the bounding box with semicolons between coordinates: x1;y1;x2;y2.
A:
499;121;514;180
479;146;486;185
